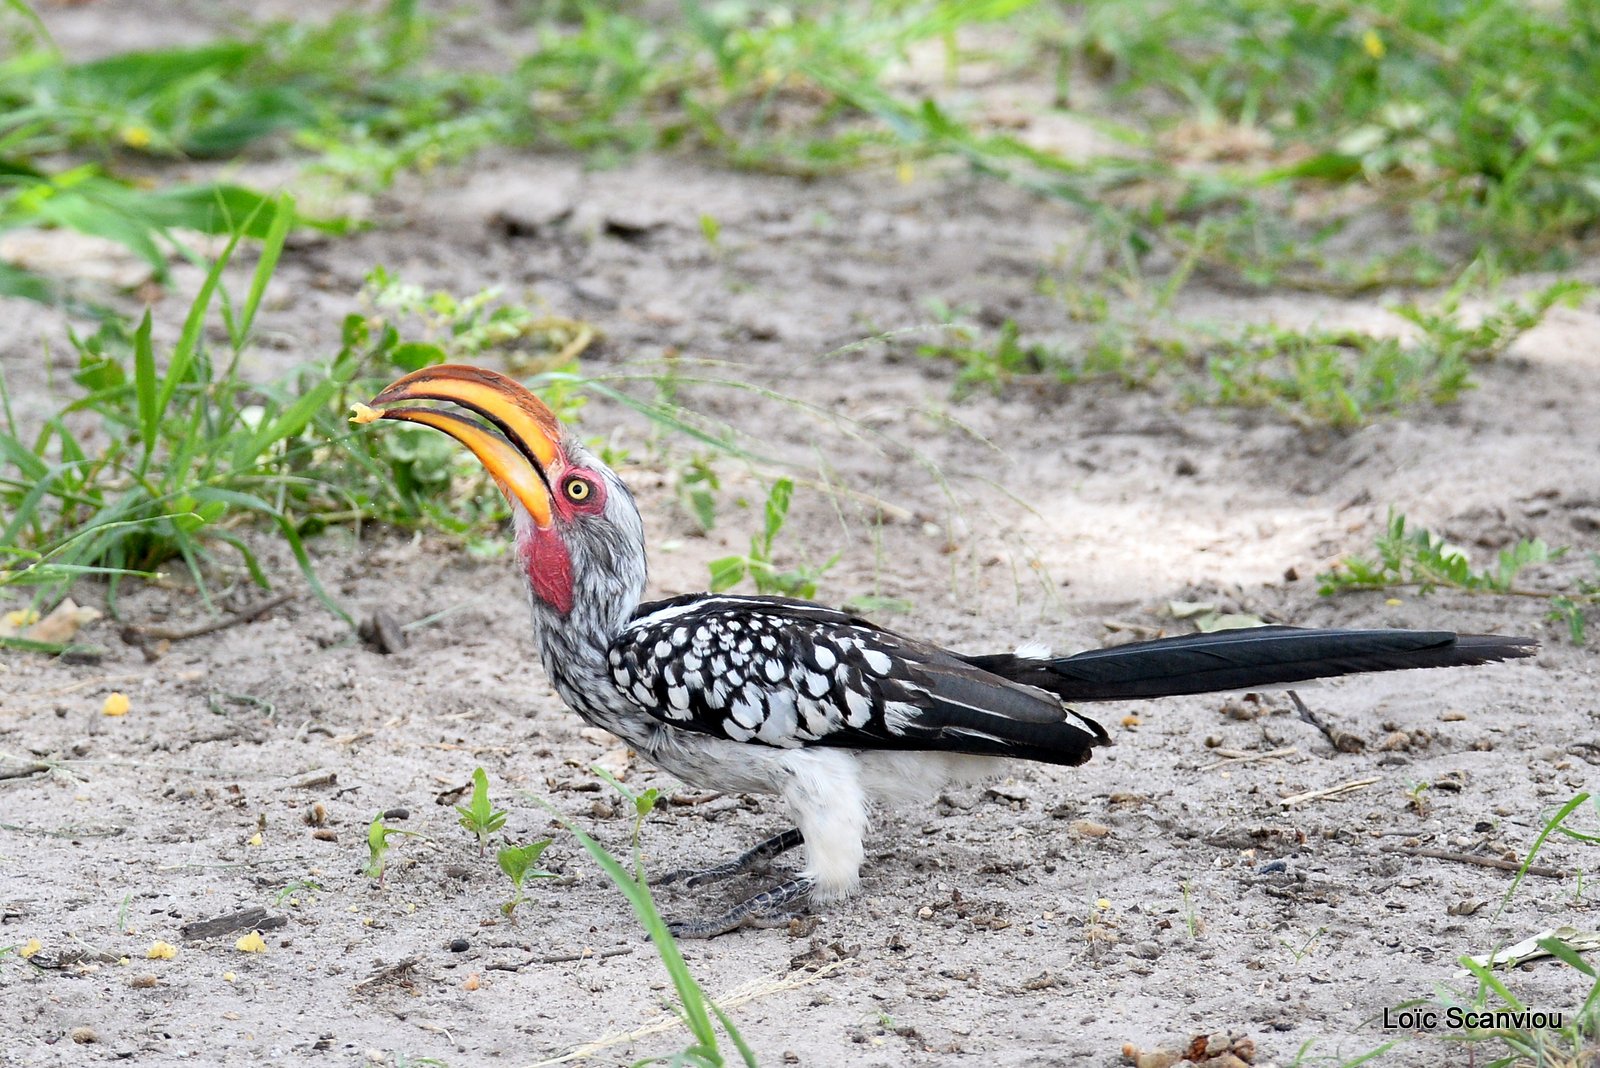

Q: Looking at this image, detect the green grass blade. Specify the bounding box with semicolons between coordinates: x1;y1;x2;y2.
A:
709;1002;757;1068
1534;936;1596;978
234;192;294;348
132;310;158;467
1;0;59;55
541;805;722;1054
1458;954;1527;1011
0;635;107;657
153;230;244;434
1497;792;1588;918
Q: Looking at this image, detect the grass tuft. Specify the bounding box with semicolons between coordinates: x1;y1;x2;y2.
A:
1318;510;1598;643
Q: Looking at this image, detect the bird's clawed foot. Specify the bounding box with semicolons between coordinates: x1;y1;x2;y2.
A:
650;828;803;889
662;876;816;939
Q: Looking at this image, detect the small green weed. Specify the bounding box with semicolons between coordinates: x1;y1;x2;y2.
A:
917;319;1054;397
496;839;557;918
272;878;325;906
1280;926;1326;965
1282;1039;1397;1067
710;477;839;599
365;814;422;885
454;767;507;856
1318;510;1597;643
1180;880;1200;939
1190;279;1584;425
675;454;723;534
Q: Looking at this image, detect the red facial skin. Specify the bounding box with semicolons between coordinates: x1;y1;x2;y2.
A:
517;448;607;617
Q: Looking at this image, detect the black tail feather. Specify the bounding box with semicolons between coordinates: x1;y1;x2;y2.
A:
963;626;1537;703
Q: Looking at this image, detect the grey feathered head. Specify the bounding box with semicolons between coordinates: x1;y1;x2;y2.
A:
354;364;648;634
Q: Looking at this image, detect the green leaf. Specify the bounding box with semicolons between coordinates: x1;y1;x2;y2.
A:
762;477;794;545
708;555;746;592
232;191;294;346
0;261;56;305
496;839;554;886
389;341;449;372
67;41;254;101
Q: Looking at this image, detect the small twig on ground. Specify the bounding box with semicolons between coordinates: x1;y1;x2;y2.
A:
487;946;634;971
286;770;338;790
1200;746;1298;771
1279;777;1382;807
1289;691;1365;753
667;792;724;807
123;592;295;643
1380;845;1567;878
180;906;287;941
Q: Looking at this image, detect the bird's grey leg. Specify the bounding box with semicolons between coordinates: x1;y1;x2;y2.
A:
651;828;803;888
664;875;816;940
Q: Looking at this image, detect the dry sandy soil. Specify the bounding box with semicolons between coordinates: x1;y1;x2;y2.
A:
4;6;1600;1068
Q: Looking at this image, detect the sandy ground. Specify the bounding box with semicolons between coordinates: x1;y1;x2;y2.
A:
4;6;1600;1068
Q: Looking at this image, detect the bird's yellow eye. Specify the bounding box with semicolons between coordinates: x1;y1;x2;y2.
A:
564;476;592;502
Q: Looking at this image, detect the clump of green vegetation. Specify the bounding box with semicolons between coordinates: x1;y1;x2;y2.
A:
0;198;350;615
8;0;1600;311
1205;278;1585;427
1065;0;1600;256
1448;943;1599;1067
920;279;1584;427
710;477;839;599
454;767;507;856
496;839;557;918
362;267;597;379
1317;510;1598;643
0;228;528;617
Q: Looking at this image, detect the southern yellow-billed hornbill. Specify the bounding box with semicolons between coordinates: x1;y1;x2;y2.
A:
354;365;1536;937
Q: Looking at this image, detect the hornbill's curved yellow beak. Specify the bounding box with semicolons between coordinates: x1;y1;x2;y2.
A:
351;364;562;529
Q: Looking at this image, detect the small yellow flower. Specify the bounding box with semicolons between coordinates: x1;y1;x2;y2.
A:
1385;597;1403;607
223;971;237;982
234;931;267;954
19;938;42;959
147;941;177;960
1095;898;1112;910
120;125;153;149
103;692;130;717
246;833;262;847
1362;29;1385;59
3;609;39;628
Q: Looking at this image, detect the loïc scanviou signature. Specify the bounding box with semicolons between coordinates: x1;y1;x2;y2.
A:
1383;1006;1565;1031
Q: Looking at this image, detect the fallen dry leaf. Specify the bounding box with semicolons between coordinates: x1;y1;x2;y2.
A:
26;599;102;644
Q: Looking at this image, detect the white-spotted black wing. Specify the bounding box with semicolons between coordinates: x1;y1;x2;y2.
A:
607;595;1108;766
